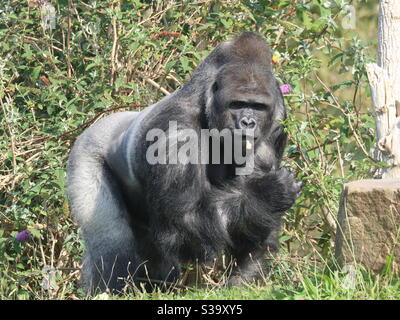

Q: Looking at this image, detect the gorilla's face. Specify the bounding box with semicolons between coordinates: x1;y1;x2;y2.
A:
208;63;277;142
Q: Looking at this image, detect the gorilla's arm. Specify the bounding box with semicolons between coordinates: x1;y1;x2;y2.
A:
127;115;299;284
210;164;300;284
216;166;300;234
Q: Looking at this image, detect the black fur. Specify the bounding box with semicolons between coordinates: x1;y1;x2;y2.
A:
66;31;301;294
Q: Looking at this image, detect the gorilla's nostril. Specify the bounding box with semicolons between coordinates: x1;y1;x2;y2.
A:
247;118;256;129
239;117;256;129
240;117;249;128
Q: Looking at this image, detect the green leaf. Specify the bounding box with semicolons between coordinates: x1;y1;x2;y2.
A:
85;63;97;71
179;56;191;73
31;66;41;83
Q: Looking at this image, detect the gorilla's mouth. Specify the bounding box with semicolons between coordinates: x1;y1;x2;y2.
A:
228;131;257;164
233;130;258;144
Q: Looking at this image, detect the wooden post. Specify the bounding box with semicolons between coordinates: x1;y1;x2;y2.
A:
366;0;400;178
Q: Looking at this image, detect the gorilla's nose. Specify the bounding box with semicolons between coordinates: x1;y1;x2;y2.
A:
239;117;257;130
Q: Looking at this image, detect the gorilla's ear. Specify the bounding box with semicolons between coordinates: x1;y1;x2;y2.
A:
211;81;219;94
201;77;219;129
269;87;287;161
272;124;288;162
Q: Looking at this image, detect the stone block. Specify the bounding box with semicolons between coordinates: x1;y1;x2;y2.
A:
335;179;400;273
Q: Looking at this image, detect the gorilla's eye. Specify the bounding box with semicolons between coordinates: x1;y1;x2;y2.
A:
252;103;268;110
229;101;246;109
229;101;267;110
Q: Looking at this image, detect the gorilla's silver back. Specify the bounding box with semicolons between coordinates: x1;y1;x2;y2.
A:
66;110;142;291
67;111;138;223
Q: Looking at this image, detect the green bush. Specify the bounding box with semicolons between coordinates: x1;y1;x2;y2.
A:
0;0;381;299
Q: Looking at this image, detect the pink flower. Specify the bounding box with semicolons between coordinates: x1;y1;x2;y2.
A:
279;84;292;95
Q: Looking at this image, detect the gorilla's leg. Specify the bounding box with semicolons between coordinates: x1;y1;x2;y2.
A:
137;245;182;291
67;137;139;295
227;228;280;286
227;250;265;286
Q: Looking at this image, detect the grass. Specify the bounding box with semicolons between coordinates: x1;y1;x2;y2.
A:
1;226;400;300
91;262;400;300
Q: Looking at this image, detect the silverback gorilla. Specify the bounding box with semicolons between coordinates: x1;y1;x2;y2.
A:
66;31;302;294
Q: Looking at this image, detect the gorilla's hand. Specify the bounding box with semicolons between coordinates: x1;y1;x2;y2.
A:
245;166;302;213
267;166;302;212
275;166;302;203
